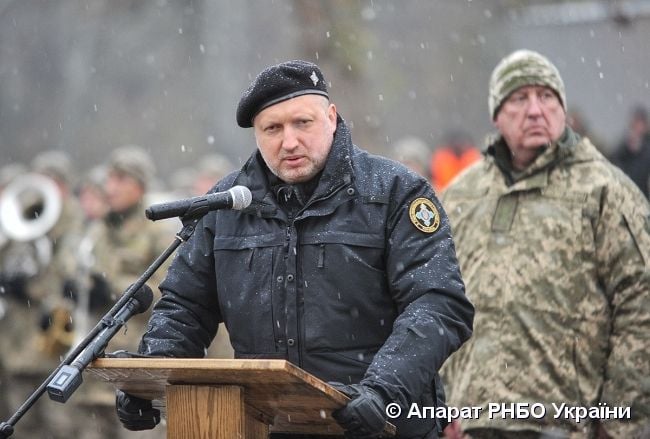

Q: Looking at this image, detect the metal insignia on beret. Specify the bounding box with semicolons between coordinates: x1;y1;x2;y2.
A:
408;198;440;233
310;71;319;86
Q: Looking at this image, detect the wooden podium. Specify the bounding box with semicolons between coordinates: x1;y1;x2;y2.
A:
89;358;396;438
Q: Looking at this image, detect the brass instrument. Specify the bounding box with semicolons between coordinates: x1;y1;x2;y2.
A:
0;173;62;243
0;173;62;278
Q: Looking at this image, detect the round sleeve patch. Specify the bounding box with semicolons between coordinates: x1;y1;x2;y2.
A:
408;197;440;233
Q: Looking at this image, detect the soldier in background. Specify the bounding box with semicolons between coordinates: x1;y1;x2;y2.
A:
0;151;83;438
442;50;650;438
78;145;171;439
89;145;172;321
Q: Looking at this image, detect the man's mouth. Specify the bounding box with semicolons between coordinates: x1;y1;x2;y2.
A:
525;125;546;134
283;156;305;166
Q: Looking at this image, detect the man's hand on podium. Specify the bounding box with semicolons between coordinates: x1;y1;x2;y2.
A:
115;389;161;431
329;382;387;438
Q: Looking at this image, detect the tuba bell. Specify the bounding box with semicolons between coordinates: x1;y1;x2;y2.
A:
0;173;62;242
0;173;62;278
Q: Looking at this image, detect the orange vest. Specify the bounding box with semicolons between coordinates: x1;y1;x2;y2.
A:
430;147;480;192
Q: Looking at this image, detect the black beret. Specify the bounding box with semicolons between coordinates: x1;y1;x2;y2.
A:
236;60;329;128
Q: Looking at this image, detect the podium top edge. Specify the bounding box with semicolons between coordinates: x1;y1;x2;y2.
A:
91;358;297;372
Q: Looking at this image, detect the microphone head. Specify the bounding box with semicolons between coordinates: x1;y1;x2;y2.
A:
229;186;253;210
132;284;154;314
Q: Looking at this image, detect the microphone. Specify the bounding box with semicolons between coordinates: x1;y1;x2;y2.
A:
145;185;252;221
46;285;154;403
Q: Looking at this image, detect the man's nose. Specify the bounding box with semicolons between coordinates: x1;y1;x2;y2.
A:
526;95;543;116
281;126;299;150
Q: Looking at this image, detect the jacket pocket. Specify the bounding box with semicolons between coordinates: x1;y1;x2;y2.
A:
300;232;395;352
213;233;284;354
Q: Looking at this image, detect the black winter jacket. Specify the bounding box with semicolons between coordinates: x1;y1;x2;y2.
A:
140;116;474;438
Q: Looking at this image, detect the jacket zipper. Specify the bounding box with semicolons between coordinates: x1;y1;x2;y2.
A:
290;183;350;367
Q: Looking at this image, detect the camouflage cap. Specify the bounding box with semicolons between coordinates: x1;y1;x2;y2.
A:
488;49;566;120
108;145;155;188
31;150;73;185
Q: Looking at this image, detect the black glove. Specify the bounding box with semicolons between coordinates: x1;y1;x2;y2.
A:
330;382;387;438
115;389;160;431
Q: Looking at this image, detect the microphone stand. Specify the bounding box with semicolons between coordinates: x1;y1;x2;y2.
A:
0;216;201;439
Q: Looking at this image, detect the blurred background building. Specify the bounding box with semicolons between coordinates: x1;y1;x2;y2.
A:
1;0;649;181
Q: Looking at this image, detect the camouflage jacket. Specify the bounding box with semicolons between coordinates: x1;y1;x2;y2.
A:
88;202;173;352
441;128;650;437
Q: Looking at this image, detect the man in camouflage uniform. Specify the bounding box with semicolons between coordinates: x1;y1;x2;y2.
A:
442;50;650;438
90;145;172;321
0;151;84;438
75;145;172;439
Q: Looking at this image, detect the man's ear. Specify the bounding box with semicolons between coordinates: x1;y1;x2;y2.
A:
328;103;337;124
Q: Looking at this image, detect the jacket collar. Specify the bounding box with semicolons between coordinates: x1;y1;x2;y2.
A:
311;114;355;200
486;126;579;187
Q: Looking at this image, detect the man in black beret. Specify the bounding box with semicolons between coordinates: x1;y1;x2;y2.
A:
116;60;474;438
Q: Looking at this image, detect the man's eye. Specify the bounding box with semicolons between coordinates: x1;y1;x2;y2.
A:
507;93;526;105
540;91;556;101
